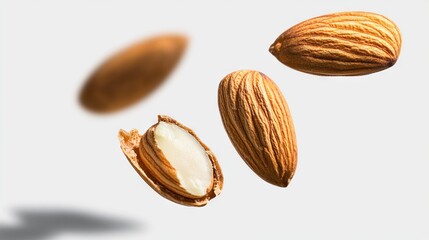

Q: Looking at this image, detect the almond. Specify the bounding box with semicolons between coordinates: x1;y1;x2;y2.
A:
269;11;402;76
80;34;187;113
118;115;223;207
218;70;297;187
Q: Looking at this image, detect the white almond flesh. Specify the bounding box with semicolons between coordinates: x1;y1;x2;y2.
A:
154;121;213;197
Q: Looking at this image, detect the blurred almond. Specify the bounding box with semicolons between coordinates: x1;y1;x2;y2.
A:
269;11;402;76
80;34;187;113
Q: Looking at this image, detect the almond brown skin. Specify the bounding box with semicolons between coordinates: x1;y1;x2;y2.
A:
118;115;223;207
218;70;297;187
80;34;187;113
269;11;402;76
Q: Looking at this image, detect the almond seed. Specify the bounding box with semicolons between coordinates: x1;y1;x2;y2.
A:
269;11;402;76
218;70;297;187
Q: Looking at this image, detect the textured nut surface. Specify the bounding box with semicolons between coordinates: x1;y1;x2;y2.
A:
218;70;297;187
80;34;187;113
269;11;402;76
118;115;223;207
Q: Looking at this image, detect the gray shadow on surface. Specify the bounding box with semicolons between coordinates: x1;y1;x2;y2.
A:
0;208;140;240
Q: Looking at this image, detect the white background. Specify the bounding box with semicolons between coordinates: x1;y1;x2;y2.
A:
1;0;428;239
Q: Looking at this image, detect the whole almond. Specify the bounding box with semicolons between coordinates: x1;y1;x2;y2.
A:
218;70;297;187
80;34;187;113
269;11;402;76
118;115;223;207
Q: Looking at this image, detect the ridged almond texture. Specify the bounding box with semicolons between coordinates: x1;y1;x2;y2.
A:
118;115;223;207
269;11;402;76
218;70;297;187
80;34;187;113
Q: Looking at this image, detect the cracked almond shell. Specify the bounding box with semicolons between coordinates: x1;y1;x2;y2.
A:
118;115;223;207
269;11;402;76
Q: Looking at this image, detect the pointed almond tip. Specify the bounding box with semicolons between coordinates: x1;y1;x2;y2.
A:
272;179;291;188
261;175;291;188
272;179;290;188
171;33;189;51
269;42;281;55
388;58;397;68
